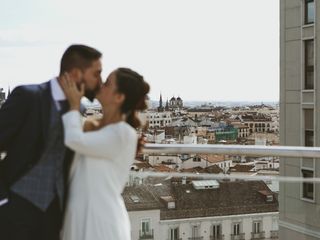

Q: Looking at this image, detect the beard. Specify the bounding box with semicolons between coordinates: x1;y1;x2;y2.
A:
85;88;98;102
81;80;101;102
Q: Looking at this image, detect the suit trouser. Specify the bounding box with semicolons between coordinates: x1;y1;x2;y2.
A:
0;192;62;240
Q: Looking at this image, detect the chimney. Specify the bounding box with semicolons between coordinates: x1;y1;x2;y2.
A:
182;176;187;185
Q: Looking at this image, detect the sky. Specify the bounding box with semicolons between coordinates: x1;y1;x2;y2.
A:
0;0;279;102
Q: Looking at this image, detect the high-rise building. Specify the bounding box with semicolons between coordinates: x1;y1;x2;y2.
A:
280;0;320;239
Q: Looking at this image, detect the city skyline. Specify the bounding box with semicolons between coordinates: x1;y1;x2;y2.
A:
0;0;279;101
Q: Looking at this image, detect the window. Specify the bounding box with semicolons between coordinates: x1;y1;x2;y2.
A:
266;195;274;202
141;219;151;235
304;109;314;146
212;224;221;237
253;221;261;234
305;130;314;147
305;0;315;24
193;156;201;162
191;225;200;238
302;169;314;200
169;227;179;240
233;223;240;235
305;40;314;89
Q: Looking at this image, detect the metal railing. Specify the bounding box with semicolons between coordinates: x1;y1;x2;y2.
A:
270;230;279;239
210;235;224;240
139;229;154;240
230;233;245;240
136;144;320;183
251;231;265;239
144;144;320;158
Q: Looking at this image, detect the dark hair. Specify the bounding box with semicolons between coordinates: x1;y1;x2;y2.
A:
59;44;102;75
115;68;150;129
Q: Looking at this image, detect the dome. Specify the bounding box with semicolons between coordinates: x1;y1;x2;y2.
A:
177;97;182;101
170;97;176;101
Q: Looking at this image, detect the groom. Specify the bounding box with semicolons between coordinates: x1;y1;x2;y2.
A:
0;44;102;240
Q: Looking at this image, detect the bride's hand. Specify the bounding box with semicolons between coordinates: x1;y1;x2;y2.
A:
61;73;85;111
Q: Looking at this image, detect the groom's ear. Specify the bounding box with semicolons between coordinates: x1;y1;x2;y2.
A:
69;68;82;83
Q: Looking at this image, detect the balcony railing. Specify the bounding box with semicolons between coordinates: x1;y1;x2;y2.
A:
138;144;320;183
134;144;317;240
230;233;245;240
139;229;154;240
270;230;279;239
210;235;224;240
188;237;203;240
251;231;265;239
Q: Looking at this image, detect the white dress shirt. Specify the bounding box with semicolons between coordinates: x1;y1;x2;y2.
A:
50;77;66;111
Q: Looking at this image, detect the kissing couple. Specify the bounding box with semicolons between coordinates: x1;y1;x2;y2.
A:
0;44;150;240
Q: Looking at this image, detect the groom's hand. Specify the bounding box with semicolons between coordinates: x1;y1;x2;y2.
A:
61;73;85;111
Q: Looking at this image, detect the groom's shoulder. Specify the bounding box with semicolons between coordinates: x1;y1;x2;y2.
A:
12;81;50;97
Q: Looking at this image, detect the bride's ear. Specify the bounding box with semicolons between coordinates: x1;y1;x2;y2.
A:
115;93;125;105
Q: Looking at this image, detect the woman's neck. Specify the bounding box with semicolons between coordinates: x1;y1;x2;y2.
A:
101;106;125;126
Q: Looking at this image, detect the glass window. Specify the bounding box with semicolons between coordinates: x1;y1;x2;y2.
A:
305;40;314;89
305;0;315;24
192;225;200;238
304;109;314;147
170;227;179;240
233;223;240;235
305;130;314;147
253;221;261;234
212;224;221;237
141;219;150;234
302;169;314;200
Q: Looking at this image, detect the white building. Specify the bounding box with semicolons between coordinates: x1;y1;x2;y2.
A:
141;111;173;128
145;154;232;172
123;178;279;240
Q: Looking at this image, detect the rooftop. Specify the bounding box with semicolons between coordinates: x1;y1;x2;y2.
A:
123;177;278;220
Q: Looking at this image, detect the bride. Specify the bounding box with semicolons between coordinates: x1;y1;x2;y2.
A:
60;68;149;240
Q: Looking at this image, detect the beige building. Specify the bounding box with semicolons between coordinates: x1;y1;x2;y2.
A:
124;178;278;240
280;0;320;239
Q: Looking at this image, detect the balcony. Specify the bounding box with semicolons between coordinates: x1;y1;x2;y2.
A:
136;144;320;240
251;231;265;239
270;230;278;239
210;235;224;240
230;233;245;240
139;229;154;240
188;237;203;240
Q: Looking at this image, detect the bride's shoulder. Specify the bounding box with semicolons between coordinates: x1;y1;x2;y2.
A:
118;122;138;138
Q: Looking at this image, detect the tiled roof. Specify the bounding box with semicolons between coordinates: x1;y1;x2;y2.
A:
132;160;153;170
160;180;278;220
123;178;278;220
181;165;223;174
229;164;255;172
153;164;177;172
122;185;163;211
199;154;225;163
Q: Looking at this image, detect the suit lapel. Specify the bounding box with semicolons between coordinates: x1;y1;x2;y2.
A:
39;81;52;142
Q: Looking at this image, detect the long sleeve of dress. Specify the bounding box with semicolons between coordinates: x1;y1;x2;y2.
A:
62;110;126;160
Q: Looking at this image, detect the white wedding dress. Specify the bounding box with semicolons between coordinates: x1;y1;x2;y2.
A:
61;111;138;240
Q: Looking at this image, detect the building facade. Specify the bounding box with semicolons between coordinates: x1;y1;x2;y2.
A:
142;111;173;128
124;179;279;240
280;0;320;239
